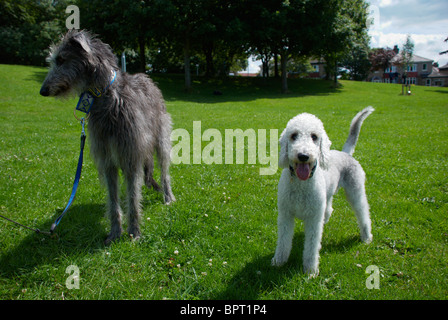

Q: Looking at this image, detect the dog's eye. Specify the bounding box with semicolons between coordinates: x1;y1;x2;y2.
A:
311;134;318;142
290;133;298;140
56;56;65;66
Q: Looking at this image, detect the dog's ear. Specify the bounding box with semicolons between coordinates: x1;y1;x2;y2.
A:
68;31;100;70
319;130;332;170
278;128;289;168
69;31;92;56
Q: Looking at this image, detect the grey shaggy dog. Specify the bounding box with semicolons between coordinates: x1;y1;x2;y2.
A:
40;30;175;244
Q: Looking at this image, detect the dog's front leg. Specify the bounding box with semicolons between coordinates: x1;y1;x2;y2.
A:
125;168;143;241
302;213;325;277
104;165;123;245
272;209;295;267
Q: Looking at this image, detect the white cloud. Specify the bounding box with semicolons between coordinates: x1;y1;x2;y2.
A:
367;0;448;66
378;0;395;7
370;32;448;65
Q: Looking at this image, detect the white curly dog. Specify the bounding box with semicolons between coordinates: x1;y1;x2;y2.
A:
272;107;374;277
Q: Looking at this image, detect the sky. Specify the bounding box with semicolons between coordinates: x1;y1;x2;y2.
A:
367;0;448;66
243;0;448;73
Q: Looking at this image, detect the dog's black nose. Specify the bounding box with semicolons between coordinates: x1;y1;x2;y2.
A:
298;153;309;162
40;86;50;96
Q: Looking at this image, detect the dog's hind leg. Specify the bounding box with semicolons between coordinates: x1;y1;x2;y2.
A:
157;120;175;204
324;197;334;224
104;165;123;245
345;184;373;244
144;156;161;192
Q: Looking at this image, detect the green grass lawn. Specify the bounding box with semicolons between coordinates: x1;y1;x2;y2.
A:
0;64;447;300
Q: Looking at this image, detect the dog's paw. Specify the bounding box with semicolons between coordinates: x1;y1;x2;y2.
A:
304;266;319;278
271;257;286;267
307;270;319;279
104;231;122;246
129;233;141;242
128;227;141;242
164;193;176;205
362;233;373;244
303;259;319;278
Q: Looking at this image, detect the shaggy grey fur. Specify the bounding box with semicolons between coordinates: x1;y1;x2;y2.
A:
40;30;175;244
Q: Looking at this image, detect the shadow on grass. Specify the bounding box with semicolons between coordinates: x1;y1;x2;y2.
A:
0;203;106;277
26;70;343;104
157;75;344;104
425;89;448;94
213;232;360;299
212;233;304;300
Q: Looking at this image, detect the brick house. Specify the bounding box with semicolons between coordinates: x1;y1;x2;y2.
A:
308;59;327;79
303;53;446;86
368;53;434;86
427;63;448;87
287;58;327;79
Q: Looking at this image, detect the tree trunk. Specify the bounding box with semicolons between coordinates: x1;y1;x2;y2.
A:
262;57;268;78
274;53;279;78
281;53;289;94
203;42;214;77
184;36;192;92
138;35;146;73
333;62;338;87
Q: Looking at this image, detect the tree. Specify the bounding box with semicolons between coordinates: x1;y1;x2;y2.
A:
278;57;314;78
319;0;370;86
159;0;247;90
79;0;171;73
243;0;280;79
248;0;370;92
269;0;322;93
400;34;414;78
0;0;69;66
369;48;397;73
198;1;248;77
341;41;371;81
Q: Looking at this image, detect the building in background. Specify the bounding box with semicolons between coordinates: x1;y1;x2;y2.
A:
368;53;435;86
427;63;448;87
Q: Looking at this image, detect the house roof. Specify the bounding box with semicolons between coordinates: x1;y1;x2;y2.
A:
428;66;448;78
391;53;433;64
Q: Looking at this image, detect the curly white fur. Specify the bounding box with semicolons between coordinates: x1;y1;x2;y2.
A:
272;107;374;277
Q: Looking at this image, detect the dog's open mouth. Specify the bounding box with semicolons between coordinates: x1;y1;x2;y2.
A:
296;163;311;181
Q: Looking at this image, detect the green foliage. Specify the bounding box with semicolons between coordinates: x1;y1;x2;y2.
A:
2;65;447;300
0;0;70;66
1;0;372;91
321;0;370;84
369;48;397;72
401;35;415;72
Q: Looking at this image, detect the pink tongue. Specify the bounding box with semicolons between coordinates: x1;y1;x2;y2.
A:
296;163;310;180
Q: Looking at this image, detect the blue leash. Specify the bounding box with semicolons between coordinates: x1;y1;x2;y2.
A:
51;71;116;233
1;71;116;235
0;117;87;236
50;118;86;234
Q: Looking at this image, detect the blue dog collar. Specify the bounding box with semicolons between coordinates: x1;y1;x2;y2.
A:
75;70;116;115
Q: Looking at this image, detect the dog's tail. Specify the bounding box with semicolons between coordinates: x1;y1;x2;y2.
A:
342;106;374;156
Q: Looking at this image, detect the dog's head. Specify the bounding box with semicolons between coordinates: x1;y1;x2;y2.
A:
40;30;117;97
279;113;331;180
